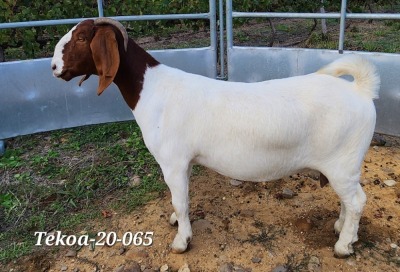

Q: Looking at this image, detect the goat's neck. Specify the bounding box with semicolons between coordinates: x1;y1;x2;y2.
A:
113;40;159;110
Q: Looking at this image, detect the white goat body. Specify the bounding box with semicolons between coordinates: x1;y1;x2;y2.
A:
136;56;377;182
133;55;379;257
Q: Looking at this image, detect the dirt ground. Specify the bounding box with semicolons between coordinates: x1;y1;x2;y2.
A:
7;134;399;272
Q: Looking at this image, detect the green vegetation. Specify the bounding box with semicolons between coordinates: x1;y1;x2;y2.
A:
0;121;167;263
1;0;398;60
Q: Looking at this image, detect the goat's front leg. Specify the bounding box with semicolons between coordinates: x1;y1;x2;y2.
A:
162;163;192;253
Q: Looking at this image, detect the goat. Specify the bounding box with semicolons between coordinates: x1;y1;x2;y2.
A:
51;18;380;257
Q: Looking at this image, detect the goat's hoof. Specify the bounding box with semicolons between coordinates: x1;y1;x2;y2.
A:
170;234;191;254
334;242;354;258
171;246;187;254
169;212;178;226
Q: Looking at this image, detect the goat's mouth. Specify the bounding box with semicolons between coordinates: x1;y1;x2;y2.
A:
54;70;66;79
55;70;74;81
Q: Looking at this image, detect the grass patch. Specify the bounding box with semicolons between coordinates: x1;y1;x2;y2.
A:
283;253;312;272
243;220;285;252
0;121;167;263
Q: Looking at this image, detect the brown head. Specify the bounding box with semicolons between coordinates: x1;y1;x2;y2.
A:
52;18;131;95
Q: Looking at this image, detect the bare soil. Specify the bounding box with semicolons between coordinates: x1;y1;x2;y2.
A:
8;135;400;271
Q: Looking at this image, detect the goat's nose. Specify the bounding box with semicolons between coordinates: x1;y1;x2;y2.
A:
52;64;57;70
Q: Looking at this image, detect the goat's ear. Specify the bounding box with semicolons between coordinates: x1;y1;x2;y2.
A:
90;28;120;95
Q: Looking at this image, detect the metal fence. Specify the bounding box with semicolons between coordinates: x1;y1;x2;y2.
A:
0;0;222;146
226;0;400;137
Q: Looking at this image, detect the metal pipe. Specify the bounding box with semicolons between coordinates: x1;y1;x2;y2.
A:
230;12;400;20
0;140;5;156
226;0;233;49
209;0;217;78
0;13;210;30
218;0;225;78
97;0;104;17
338;0;348;53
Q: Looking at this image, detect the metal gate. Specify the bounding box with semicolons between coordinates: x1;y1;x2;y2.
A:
226;0;400;137
0;0;220;141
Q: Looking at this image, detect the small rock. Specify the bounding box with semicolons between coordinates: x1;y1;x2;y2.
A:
114;265;125;272
384;180;396;187
143;270;157;272
364;158;372;163
282;188;295;199
119;247;126;255
124;261;141;272
300;193;314;201
65;249;77;257
371;135;386;146
308;256;321;272
272;265;288;272
73;268;80;272
360;179;371;186
390;256;400;265
129;175;141;187
160;264;169;272
251;257;261;263
240;209;255;218
346;259;356;266
61;266;68;272
373;146;379;151
232;265;250;272
390;243;398;249
178;263;190;272
219;262;234;272
230;179;243;186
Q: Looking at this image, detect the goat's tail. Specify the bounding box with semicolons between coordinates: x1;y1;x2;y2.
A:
317;55;380;99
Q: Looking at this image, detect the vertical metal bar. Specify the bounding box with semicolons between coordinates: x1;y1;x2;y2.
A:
338;0;347;53
218;0;225;78
0;140;5;156
226;0;233;49
97;0;104;17
0;47;4;155
209;0;217;78
0;140;6;156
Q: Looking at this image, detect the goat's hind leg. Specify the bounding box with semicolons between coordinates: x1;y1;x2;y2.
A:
330;174;366;257
162;163;193;253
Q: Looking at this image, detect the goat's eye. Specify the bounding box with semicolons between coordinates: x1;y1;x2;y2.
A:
77;35;86;42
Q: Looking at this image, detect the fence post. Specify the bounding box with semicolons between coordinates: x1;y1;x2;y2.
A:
338;0;348;53
0;47;5;155
218;0;225;79
97;0;104;17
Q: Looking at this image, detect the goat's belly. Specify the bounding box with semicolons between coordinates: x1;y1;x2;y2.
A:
194;149;307;182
